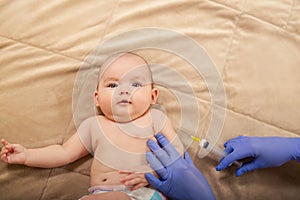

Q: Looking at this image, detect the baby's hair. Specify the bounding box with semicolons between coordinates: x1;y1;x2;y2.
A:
96;52;154;89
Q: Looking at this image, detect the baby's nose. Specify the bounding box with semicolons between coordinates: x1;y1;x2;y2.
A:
119;86;130;95
120;90;129;95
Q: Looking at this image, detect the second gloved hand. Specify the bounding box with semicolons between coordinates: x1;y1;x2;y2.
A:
216;136;300;176
145;134;215;200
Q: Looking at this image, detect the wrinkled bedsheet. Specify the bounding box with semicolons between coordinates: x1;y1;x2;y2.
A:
1;1;300;199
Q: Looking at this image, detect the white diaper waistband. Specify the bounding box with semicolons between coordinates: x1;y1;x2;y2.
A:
88;185;131;193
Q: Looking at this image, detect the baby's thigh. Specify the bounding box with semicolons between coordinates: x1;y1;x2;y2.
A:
80;191;131;200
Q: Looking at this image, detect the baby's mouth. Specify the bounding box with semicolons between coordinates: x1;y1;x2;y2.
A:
117;100;132;105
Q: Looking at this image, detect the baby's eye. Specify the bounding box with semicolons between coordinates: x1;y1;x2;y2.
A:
132;82;142;87
107;83;118;88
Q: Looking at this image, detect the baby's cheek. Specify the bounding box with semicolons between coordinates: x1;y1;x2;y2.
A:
99;95;113;108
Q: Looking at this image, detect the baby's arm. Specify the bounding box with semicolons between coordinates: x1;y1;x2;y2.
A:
1;134;88;168
1;123;90;168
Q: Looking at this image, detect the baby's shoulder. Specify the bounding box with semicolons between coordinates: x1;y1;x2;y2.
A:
77;115;108;138
79;115;106;128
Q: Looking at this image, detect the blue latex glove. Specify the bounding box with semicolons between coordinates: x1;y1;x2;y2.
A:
145;134;215;200
216;136;300;176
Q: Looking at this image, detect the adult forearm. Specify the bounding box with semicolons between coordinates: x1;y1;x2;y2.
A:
24;145;71;168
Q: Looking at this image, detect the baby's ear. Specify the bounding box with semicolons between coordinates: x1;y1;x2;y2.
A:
151;88;159;104
94;91;100;107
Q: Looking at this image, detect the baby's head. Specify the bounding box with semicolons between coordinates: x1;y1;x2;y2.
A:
94;52;158;122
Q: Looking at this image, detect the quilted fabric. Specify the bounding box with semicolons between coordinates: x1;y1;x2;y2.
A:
0;1;299;199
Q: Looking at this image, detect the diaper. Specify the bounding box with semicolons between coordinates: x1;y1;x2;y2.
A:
86;185;166;200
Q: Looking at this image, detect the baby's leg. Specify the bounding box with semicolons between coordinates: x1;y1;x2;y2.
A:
80;191;131;200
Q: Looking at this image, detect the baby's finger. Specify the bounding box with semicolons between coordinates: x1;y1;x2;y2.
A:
1;153;8;162
1;146;9;155
120;173;142;182
1;139;9;146
124;177;144;186
130;182;147;191
0;146;5;154
120;175;132;183
4;144;14;153
124;173;136;180
119;172;131;182
119;171;133;175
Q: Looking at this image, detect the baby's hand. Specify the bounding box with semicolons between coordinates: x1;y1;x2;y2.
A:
1;139;27;164
119;171;149;191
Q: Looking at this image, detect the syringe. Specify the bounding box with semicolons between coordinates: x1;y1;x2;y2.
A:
191;136;242;167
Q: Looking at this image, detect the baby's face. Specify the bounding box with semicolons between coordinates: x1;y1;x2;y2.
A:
94;54;158;122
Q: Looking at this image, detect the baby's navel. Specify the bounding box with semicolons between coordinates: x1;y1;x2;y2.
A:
102;178;107;182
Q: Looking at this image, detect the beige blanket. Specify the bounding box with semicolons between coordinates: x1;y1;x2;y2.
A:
1;1;300;199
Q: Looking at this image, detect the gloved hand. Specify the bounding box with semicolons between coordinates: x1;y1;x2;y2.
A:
216;136;300;176
145;134;215;200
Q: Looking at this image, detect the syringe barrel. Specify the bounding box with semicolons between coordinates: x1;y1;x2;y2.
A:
199;139;242;167
210;144;227;159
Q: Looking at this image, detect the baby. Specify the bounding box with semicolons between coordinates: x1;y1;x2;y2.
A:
1;52;184;200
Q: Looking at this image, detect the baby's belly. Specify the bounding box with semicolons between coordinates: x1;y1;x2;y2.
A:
89;159;152;186
91;171;125;186
90;160;121;186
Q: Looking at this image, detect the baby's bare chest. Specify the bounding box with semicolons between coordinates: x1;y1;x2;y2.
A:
89;119;156;170
96;119;156;153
